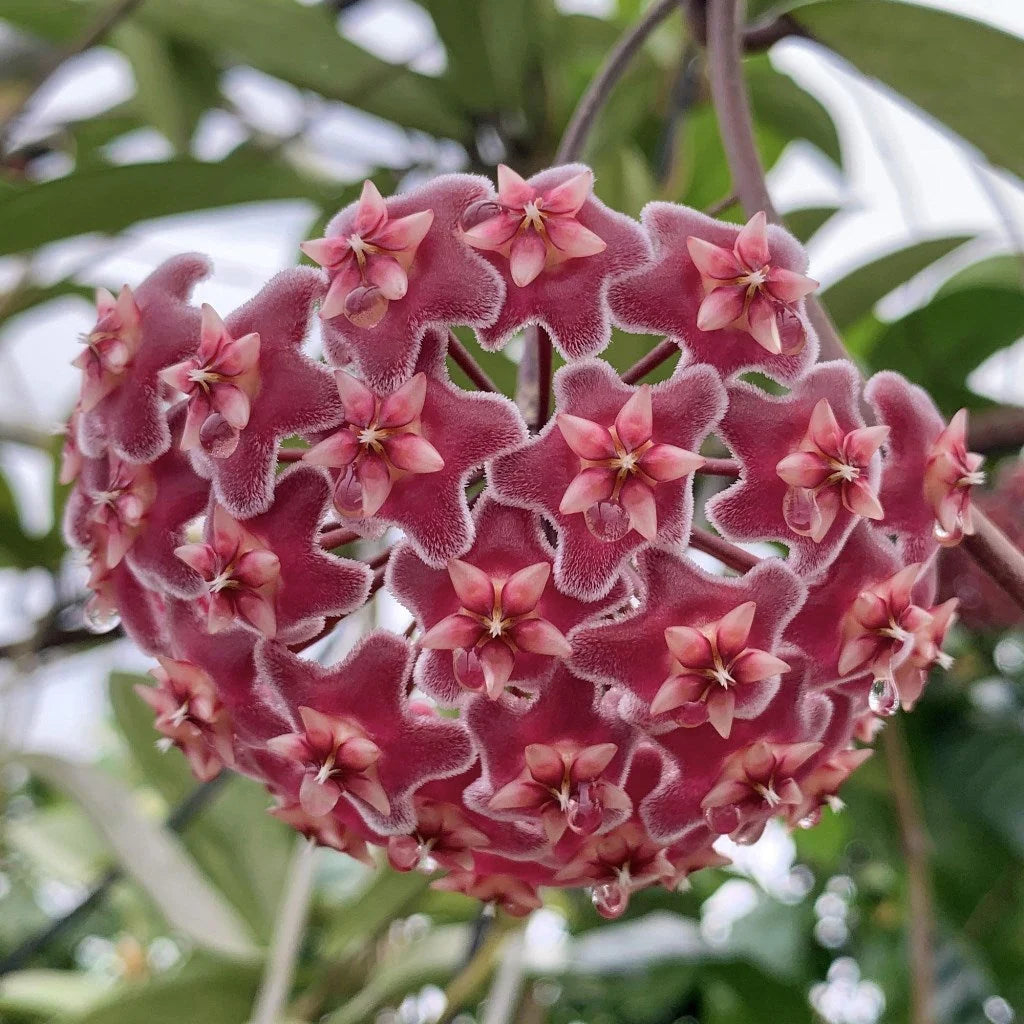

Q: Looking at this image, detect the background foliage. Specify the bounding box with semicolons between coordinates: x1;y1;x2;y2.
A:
0;1;1022;1022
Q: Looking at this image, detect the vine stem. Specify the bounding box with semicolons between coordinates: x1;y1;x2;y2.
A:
448;331;499;393
250;838;318;1024
882;722;935;1024
556;0;682;165
621;339;679;384
688;526;760;572
705;0;1024;614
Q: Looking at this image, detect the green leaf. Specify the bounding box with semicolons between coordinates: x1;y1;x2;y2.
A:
792;0;1024;177
783;205;838;243
0;470;35;568
822;235;973;331
58;956;261;1024
0;970;109;1017
0;157;341;257
862;285;1024;413
109;673;293;945
112;25;219;152
138;0;468;139
0;0;88;43
17;753;259;959
747;56;841;165
938;254;1024;297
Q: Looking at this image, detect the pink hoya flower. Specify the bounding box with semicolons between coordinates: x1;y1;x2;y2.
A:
490;358;725;600
302;180;434;330
894;598;958;710
256;632;474;834
305;370;444;518
159;303;261;456
708;362;879;576
432;865;543;918
556;384;704;542
701;740;822;843
465;670;637;846
136;658;233;781
83;557;168;654
924;409;985;546
64;407;210;598
267;706;388;819
387;796;490;873
686;212;818;354
466;164;651;360
572;548;802;739
189;269;344;518
59;407;84;486
75;255;210;463
389;497;627;703
175;466;371;642
317;175;505;390
85;455;156;570
788;746;873;829
554;822;675;919
309;328;525;566
609;204;817;383
270;800;375;865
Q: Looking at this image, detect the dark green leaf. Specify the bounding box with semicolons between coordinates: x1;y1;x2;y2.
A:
863;285;1024;413
822;236;973;331
784;205;838;243
0;157;343;257
938;254;1024;297
793;1;1024;177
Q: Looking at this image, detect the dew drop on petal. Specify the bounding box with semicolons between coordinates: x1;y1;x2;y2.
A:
453;648;486;692
333;465;365;517
675;701;710;728
705;804;741;835
83;600;120;634
566;782;603;836
584;499;631;542
199;414;240;459
591;881;629;919
777;305;806;356
868;677;900;717
460;199;501;232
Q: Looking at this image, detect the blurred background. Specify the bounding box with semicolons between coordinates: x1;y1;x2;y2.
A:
0;0;1022;1021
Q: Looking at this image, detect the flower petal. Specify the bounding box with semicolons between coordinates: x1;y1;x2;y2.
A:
300;236;349;269
353;179;388;236
303;428;359;469
571;742;617;782
638;443;703;481
776;451;830;488
448;559;495;615
707;689;736;739
542;169;593;215
383;433;444;474
620;476;657;540
462;213;520;250
650;674;705;715
614;385;652;452
524;743;565;787
544;215;606;258
356;454;393;517
511;617;571;657
686;236;742;280
299;774;342;817
496;164;535;207
735;211;770;268
696;285;746;331
664;625;714;668
420;613;483;651
746;290;782;353
765;266;818;302
559;467;616;515
729;647;790;684
501;561;550;617
366;255;408;301
843;479;884;521
479;639;515;699
509;231;548;287
378;372;427;428
555;413;616;460
211;382;250;430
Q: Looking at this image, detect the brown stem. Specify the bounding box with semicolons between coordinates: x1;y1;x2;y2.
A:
882;722;935;1024
0;0;147;152
699;457;740;477
967;406;1024;454
705;0;1024;612
535;329;552;430
318;527;359;549
515;325;552;430
688;526;760;572
556;0;682;164
685;0;807;53
621;339;680;385
964;512;1024;612
278;448;306;463
366;547;393;572
448;331;499;393
705;0;847;362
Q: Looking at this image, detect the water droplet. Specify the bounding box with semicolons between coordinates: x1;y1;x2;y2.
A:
777;305;806;356
704;804;741;835
591;881;629;919
798;808;822;829
460;199;501;232
343;285;387;328
584;498;631;542
83;599;120;634
674;701;709;728
453;648;486;692
199;414;239;459
566;782;603;836
868;677;900;717
333;465;365;517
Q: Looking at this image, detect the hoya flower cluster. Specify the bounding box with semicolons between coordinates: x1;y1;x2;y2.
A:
62;165;982;918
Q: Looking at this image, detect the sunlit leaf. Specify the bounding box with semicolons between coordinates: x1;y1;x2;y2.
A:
793;0;1024;176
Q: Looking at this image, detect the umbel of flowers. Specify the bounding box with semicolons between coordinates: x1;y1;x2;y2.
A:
63;165;982;919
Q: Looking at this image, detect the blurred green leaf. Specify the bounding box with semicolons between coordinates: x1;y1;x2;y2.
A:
822;235;973;331
793;0;1024;176
0;970;109;1017
0;157;341;257
863;285;1024;413
110;673;293;945
938;254;1024;296
784;205;838;243
17;753;259;959
58;956;261;1024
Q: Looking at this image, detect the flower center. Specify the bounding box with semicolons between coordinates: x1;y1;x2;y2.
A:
522;199;545;230
828;459;859;483
187;366;222;388
315;753;337;785
169;701;191;727
357;424;387;448
91;488;123;507
754;780;782;807
741;266;769;289
960;469;985;488
208;566;237;593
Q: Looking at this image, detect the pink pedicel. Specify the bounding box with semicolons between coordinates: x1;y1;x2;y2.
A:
61;170;963;912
